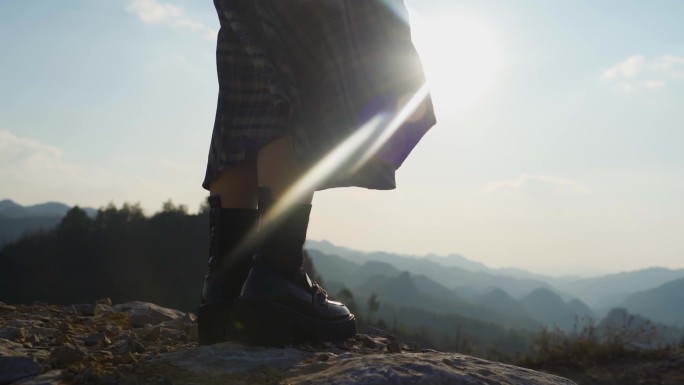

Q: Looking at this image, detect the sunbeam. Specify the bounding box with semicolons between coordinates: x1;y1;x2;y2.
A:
225;83;431;263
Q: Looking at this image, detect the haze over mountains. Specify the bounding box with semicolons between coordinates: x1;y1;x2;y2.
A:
305;239;684;332
1;200;683;348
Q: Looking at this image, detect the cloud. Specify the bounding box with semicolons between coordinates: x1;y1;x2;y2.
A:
603;55;645;80
484;174;590;195
603;54;684;92
0;130;62;166
125;0;216;40
0;130;204;213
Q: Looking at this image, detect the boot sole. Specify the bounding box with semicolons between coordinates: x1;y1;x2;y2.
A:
228;298;357;346
197;301;238;345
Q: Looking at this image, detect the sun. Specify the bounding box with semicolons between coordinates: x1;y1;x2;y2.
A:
410;14;501;114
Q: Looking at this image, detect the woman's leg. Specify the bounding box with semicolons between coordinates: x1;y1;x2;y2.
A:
255;134;314;279
198;156;260;345
235;133;356;345
256;134;313;205
209;154;259;209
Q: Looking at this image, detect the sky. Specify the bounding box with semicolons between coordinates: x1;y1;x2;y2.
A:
1;0;683;276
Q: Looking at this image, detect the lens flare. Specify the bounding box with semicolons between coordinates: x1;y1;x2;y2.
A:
223;2;428;265
263;84;430;237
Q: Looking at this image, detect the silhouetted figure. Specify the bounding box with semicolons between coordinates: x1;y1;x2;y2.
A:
197;0;436;345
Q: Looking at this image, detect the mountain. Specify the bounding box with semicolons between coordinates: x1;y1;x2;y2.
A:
0;199;93;218
598;307;682;346
478;288;530;319
308;248;540;331
519;288;590;330
306;240;556;298
0;199;25;217
306;249;401;289
567;298;595;320
558;267;684;308
422;252;490;271
306;240;684;329
620;277;684;327
0;199;98;249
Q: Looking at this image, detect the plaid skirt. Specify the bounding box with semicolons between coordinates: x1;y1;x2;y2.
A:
203;0;436;190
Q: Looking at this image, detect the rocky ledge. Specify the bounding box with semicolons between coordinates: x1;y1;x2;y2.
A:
0;300;575;385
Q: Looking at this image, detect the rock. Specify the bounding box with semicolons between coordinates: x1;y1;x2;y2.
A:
68;303;111;317
143;343;577;385
0;327;26;340
117;337;146;354
55;334;73;345
27;327;57;340
0;356;44;385
99;324;122;339
96;298;113;306
0;301;583;385
286;353;577;385
115;352;138;364
112;302;186;327
0;338;49;362
358;334;383;350
142;325;161;341
0;338;30;355
386;340;402;354
49;344;85;366
154;342;307;376
11;370;62;385
84;332;110;347
68;303;97;316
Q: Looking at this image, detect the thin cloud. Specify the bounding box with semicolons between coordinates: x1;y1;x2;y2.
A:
125;0;216;40
0;130;61;165
485;174;590;195
0;130;173;210
125;0;181;24
603;55;645;80
603;54;684;92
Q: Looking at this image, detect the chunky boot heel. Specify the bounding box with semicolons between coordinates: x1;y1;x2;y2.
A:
230;299;294;346
298;312;357;343
197;302;231;345
232;296;357;345
238;266;357;345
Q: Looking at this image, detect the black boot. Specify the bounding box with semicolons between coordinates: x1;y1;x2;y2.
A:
231;188;357;346
197;195;259;345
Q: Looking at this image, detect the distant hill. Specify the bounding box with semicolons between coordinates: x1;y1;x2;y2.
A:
0;199;96;218
478;288;530;319
307;240;684;328
306;239;580;287
620;277;684;327
306;239;556;298
0;199;97;249
308;249;540;331
520;288;591;330
598;307;682;346
558;267;684;309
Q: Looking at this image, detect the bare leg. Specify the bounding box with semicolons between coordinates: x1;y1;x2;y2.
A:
199;154;260;345
209;153;258;209
254;133;314;276
236;134;357;345
257;134;314;204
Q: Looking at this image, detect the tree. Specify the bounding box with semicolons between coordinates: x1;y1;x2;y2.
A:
161;200;188;214
367;292;380;324
58;206;92;233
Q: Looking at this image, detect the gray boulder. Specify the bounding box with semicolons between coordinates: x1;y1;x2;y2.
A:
146;342;576;385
